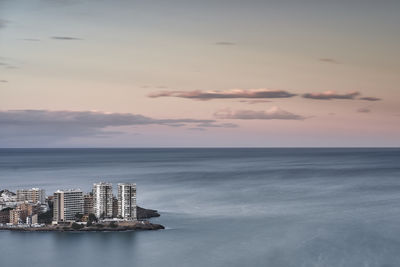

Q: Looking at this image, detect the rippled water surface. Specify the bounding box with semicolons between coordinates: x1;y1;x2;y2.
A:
1;148;400;267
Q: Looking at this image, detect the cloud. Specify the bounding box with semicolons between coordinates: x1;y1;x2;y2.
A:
0;62;17;69
0;57;19;69
196;122;237;128
51;36;82;40
359;96;381;101
23;38;41;42
141;85;168;89
149;89;297;101
302;91;360;100
214;107;306;120
0;19;8;29
0;110;236;141
357;107;371;113
215;42;236;46
187;127;206;131
239;100;272;104
319;58;340;64
150;89;380;103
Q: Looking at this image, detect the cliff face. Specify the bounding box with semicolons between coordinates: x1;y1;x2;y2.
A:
137;206;160;220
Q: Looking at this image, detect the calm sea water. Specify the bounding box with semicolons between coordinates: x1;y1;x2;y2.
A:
1;148;400;267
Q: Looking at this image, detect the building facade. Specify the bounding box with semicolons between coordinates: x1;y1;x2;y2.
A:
10;209;28;225
83;194;94;215
0;207;13;224
16;188;46;204
93;182;113;219
112;197;118;218
117;183;137;220
26;214;38;225
9;203;40;225
53;190;84;222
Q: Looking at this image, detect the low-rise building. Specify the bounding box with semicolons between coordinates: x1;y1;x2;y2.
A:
0;207;13;224
26;214;38;225
9;202;40;225
10;209;28;224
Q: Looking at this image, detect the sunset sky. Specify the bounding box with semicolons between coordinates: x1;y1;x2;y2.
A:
1;0;399;147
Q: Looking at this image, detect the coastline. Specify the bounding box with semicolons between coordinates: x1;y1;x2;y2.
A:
0;221;164;232
0;207;164;232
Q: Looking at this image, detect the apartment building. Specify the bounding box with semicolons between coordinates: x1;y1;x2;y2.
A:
16;188;46;204
0;207;13;224
53;189;84;222
117;183;137;220
112;197;118;218
9;202;41;225
93;182;113;218
83;193;94;215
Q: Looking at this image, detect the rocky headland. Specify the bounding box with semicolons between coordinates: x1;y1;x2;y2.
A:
0;207;164;232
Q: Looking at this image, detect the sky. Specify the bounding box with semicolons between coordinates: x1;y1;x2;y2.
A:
0;0;399;147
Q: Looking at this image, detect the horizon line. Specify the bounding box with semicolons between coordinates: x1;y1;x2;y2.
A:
0;146;399;149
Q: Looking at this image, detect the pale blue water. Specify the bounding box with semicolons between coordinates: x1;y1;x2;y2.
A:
0;148;400;267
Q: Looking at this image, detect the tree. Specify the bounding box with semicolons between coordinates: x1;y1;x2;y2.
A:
38;202;54;225
75;213;83;222
71;222;84;230
86;220;93;227
38;210;53;224
88;213;98;223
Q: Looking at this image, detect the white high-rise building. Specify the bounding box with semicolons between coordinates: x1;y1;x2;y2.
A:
16;188;46;204
53;189;84;222
93;182;113;219
118;183;137;220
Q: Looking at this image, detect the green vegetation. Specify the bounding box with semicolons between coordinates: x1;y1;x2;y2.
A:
74;213;83;222
38;201;53;224
71;222;84;230
38;210;53;224
88;213;98;223
109;222;118;228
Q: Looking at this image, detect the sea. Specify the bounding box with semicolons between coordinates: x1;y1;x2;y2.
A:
0;148;400;267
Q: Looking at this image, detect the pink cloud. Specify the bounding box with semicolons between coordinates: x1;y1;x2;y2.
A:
302;91;360;100
148;89;297;101
214;107;305;120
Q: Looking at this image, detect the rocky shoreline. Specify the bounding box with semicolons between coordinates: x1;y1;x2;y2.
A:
137;206;161;219
0;207;164;232
0;221;164;232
